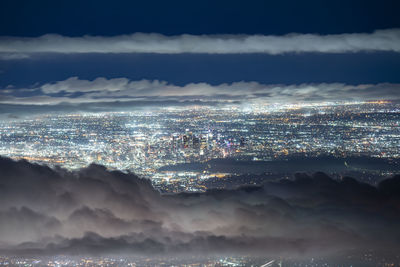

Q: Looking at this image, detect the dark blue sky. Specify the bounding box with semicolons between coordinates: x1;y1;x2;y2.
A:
1;52;400;88
0;0;399;106
1;0;400;36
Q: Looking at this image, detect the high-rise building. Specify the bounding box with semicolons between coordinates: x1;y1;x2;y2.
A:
240;137;246;147
183;135;189;148
193;136;200;148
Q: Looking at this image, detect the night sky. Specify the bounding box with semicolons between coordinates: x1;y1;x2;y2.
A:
0;0;399;112
1;0;399;36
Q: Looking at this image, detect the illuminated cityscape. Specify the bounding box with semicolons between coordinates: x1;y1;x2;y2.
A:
1;1;400;263
0;101;399;192
1;254;399;267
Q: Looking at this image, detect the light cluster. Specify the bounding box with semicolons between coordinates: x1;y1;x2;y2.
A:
0;101;399;192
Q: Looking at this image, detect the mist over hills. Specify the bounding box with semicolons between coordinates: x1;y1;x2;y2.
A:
160;156;400;175
0;156;399;258
159;156;400;190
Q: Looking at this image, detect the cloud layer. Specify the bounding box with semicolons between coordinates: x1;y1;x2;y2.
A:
1;77;399;110
0;29;400;58
0;156;400;258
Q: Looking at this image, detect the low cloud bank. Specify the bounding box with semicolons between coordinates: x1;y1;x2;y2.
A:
0;156;399;257
1;78;399;110
0;158;400;257
0;29;400;58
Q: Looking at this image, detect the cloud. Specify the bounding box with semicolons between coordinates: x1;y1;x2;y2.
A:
0;29;399;58
0;53;29;60
0;77;399;112
0;156;400;258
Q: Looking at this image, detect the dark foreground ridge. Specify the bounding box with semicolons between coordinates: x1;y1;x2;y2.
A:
0;156;399;258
